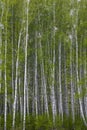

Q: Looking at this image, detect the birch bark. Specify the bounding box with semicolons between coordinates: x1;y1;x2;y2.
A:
0;1;4;95
84;48;87;117
4;16;7;130
70;35;75;122
35;32;38;116
39;40;49;116
12;31;22;129
64;44;69;116
23;1;30;130
4;1;9;128
50;1;57;122
75;1;87;125
59;41;63;121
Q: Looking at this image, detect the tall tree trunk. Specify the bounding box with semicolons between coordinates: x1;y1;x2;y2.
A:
19;76;23;121
12;31;22;129
76;34;87;126
50;1;57;122
4;16;7;130
23;1;30;129
39;40;49;116
11;5;15;104
70;36;75;122
26;77;29;115
63;44;69;116
75;0;87;126
59;41;63;121
35;32;38;116
0;30;2;93
84;48;87;117
0;0;4;103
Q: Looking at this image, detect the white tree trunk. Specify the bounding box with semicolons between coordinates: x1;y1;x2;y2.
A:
12;31;22;128
39;39;49;116
76;34;87;126
23;1;30;130
64;46;69;116
50;1;57;122
35;32;38;116
0;1;4;96
19;76;23;121
26;78;29;115
84;49;87;117
59;42;63;121
11;5;14;102
75;0;87;126
4;2;9;126
4;21;7;130
70;37;75;122
0;30;2;93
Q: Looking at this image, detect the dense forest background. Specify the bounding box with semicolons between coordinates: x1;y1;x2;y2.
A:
0;0;87;130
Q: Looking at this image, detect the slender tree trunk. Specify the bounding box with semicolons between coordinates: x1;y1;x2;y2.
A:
19;75;23;121
39;40;49;116
0;0;4;103
12;31;22;129
27;65;30;115
4;17;7;130
76;35;87;126
26;77;29;115
0;23;3;94
75;0;87;126
59;41;63;121
23;1;30;129
50;42;57;122
70;36;75;122
84;48;87;117
35;32;38;116
64;44;69;116
50;1;57;122
0;30;2;93
11;5;14;103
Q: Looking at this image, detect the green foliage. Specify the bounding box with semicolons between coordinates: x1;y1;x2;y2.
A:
35;115;52;130
0;0;87;130
25;114;53;130
74;116;87;130
6;114;12;130
25;115;36;130
0;114;87;130
54;116;63;129
0;115;4;129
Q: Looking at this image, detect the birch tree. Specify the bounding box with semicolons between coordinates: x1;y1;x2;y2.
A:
75;0;87;126
35;31;38;116
39;38;49;116
50;1;57;122
0;3;4;93
59;41;63;121
0;0;87;129
12;31;22;129
4;1;9;129
23;0;30;130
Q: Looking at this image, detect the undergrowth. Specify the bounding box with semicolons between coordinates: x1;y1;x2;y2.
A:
0;114;87;130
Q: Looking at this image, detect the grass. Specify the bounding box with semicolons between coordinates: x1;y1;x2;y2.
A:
0;114;87;130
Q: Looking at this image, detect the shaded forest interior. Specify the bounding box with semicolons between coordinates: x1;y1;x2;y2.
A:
0;0;87;130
